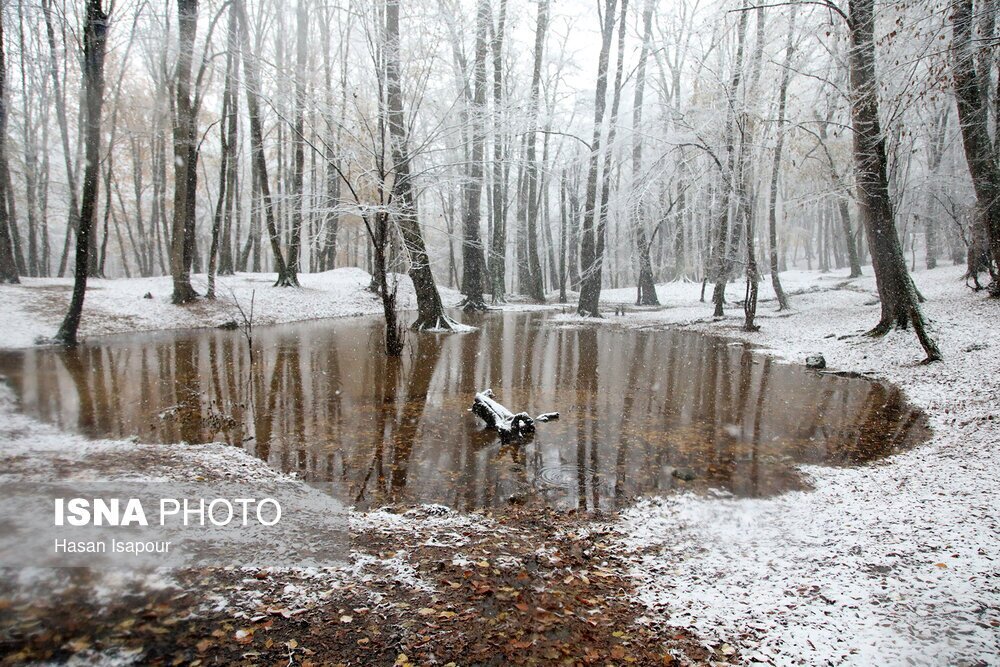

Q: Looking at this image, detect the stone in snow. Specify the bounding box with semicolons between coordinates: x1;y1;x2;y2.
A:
806;353;826;369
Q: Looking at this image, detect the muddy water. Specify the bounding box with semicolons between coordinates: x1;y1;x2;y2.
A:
0;311;928;510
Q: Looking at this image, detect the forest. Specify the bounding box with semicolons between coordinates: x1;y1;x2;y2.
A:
0;0;995;352
0;0;998;665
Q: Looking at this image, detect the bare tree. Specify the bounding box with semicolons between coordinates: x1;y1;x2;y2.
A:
235;0;296;287
169;0;201;303
521;0;550;303
385;0;453;330
55;0;109;346
633;0;658;306
847;0;940;360
459;0;490;310
765;4;797;311
577;0;620;317
951;0;1000;292
0;13;18;284
487;0;509;303
287;0;309;283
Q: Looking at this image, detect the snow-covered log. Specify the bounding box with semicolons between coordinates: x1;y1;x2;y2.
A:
471;389;536;439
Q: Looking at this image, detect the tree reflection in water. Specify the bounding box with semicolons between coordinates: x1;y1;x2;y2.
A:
0;312;929;510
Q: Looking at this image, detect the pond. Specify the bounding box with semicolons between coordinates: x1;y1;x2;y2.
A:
0;311;928;511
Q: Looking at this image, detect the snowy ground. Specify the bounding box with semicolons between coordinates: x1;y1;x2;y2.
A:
0;267;464;349
0;263;997;665
585;264;1000;666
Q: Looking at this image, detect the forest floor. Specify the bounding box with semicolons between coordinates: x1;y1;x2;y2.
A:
583;263;1000;666
0;267;468;349
0;263;998;666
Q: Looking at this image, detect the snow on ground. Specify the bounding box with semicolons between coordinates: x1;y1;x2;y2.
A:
1;262;997;665
0;267;463;349
591;264;1000;666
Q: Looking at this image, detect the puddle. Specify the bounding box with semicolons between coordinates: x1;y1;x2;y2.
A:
0;311;928;510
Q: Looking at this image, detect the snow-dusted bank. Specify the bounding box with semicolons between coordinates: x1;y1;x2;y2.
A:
0;267;464;349
0;263;997;665
588;264;999;666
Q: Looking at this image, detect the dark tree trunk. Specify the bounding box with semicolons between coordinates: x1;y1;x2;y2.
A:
522;0;549;303
286;0;308;283
55;0;108;346
235;0;295;287
0;17;18;284
487;0;509;303
459;0;490;310
767;4;795;311
170;0;200;303
848;0;941;361
385;0;452;330
577;0;620;317
952;0;1000;290
632;0;659;306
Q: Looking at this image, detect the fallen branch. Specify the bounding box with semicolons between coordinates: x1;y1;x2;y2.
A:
471;389;557;440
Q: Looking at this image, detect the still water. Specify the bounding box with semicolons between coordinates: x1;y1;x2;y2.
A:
0;311;928;510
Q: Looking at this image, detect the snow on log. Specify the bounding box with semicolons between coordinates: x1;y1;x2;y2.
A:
471;389;537;439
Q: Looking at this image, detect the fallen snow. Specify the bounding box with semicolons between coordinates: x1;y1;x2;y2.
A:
1;262;997;665
597;264;1000;666
0;268;463;349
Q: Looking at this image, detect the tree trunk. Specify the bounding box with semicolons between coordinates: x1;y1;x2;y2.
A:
459;0;490;310
522;0;550;302
385;0;453;330
577;0;619;316
849;0;941;361
767;4;795;311
488;0;509;303
287;0;309;283
169;0;200;303
632;0;659;306
710;3;748;317
0;17;18;284
235;0;295;287
42;0;80;279
208;5;239;299
952;0;1000;291
55;0;108;346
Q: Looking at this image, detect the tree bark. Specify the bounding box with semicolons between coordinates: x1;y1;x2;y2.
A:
848;0;941;360
235;0;295;287
522;0;550;302
766;4;796;311
488;0;509;303
632;0;659;306
577;0;620;316
459;0;490;310
170;0;201;303
55;0;108;346
385;0;453;330
952;0;1000;291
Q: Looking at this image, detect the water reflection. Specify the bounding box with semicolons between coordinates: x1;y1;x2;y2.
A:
0;312;928;510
